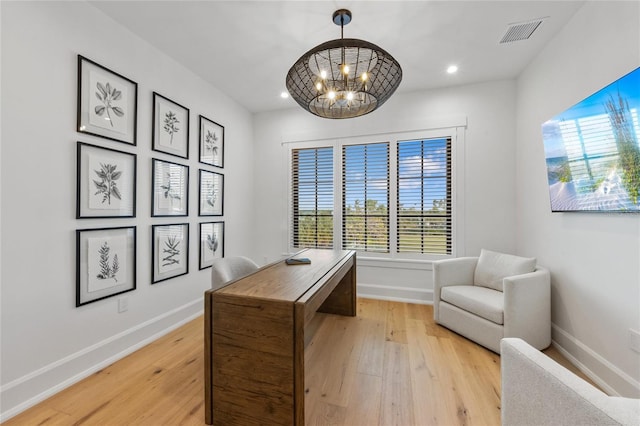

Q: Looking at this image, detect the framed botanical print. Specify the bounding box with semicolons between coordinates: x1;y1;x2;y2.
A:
76;226;136;307
199;115;224;168
152;223;189;284
199;221;224;269
77;142;136;218
152;159;189;217
199;169;223;216
152;92;189;159
77;55;137;145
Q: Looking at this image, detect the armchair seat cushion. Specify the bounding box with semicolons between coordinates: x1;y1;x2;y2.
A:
441;285;504;325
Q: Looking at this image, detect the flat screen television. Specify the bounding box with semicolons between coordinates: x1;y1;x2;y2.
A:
541;67;640;212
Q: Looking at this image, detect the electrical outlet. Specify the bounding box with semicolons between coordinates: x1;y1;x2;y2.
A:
118;297;129;313
629;329;640;353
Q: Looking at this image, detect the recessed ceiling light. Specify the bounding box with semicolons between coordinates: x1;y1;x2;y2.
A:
447;65;458;74
280;91;290;99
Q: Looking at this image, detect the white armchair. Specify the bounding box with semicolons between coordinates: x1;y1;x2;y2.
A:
432;249;550;353
501;338;640;425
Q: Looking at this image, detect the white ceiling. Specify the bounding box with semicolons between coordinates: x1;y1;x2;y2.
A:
90;0;585;114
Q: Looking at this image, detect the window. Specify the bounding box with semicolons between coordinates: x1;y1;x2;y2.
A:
288;130;458;258
397;138;452;254
342;143;389;252
291;147;334;249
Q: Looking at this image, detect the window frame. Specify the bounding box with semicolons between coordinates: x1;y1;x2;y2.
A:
286;127;464;261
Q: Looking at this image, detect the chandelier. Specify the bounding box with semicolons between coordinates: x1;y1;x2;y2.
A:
286;9;402;119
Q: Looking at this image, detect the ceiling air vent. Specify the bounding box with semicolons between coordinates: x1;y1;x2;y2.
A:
499;17;547;44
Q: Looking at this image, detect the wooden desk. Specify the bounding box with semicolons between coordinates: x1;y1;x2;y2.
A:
204;249;357;425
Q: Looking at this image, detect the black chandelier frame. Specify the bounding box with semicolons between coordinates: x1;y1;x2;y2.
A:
286;9;402;119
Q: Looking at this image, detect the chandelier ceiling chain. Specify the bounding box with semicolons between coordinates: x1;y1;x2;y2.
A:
286;9;402;119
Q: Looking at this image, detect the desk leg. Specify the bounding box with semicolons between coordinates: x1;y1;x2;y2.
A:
318;257;357;317
204;292;214;425
294;303;305;426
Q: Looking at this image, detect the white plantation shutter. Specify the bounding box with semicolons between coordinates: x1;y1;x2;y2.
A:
342;143;390;253
397;138;452;254
291;147;334;249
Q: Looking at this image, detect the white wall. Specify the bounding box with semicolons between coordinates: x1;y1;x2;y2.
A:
0;1;254;419
252;79;518;302
516;1;640;397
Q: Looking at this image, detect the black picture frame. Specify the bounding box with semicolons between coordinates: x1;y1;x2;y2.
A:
199;221;225;270
76;226;136;307
77;55;138;145
151;158;189;217
199;169;224;216
77;142;137;219
152;223;189;284
199;115;224;168
152;92;190;159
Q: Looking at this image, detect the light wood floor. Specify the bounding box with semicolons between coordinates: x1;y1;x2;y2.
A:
5;299;589;426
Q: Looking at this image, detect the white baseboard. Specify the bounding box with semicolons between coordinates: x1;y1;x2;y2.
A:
0;299;203;422
357;282;432;305
552;323;640;397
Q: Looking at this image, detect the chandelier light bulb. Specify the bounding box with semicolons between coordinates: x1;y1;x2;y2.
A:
327;91;336;100
316;82;322;91
361;72;368;81
342;65;350;75
347;92;354;101
320;70;327;79
447;65;458;74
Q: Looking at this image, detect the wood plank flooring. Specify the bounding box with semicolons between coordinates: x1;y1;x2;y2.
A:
4;299;589;426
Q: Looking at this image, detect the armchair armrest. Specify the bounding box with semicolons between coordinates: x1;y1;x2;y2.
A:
501;338;640;426
432;257;478;320
433;257;478;288
503;266;551;350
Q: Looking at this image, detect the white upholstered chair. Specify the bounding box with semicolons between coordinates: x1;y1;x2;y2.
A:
211;256;259;290
501;338;640;426
432;249;550;353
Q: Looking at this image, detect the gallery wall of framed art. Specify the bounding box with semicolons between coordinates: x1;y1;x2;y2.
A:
74;53;229;305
